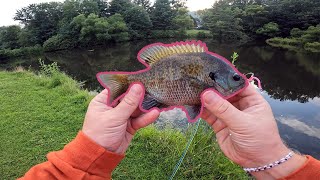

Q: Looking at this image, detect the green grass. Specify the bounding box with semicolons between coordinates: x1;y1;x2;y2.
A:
186;30;213;38
0;67;249;179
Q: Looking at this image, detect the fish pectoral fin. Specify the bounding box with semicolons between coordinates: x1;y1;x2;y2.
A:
184;105;201;122
142;93;167;110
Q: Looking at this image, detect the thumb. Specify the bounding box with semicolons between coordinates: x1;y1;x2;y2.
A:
202;90;244;127
92;89;109;105
114;84;143;117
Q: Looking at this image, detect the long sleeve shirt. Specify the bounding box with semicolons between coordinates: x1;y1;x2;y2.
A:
19;132;320;180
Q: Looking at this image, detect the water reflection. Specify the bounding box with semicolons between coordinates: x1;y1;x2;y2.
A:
277;117;320;139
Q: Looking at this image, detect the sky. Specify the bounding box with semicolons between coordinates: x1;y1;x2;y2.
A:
0;0;215;26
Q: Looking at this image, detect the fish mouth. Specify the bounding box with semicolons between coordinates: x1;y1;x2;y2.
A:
213;82;234;96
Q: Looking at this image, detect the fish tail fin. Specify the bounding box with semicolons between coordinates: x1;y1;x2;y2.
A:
97;73;129;102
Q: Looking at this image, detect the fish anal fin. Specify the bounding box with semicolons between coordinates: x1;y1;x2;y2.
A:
142;93;167;110
138;41;208;66
184;105;201;123
97;73;129;102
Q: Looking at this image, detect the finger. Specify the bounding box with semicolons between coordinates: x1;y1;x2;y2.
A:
129;110;160;134
202;90;245;127
215;128;230;145
201;108;218;125
236;84;261;98
212;119;227;133
92;89;109;105
131;108;143;118
114;84;144;117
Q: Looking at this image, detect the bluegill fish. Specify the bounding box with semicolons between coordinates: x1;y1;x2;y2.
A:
97;41;248;122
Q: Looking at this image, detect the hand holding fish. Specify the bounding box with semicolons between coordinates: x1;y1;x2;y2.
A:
82;84;160;154
201;84;307;179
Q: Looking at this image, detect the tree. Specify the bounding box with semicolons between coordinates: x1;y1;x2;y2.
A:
242;4;269;36
0;26;22;49
170;0;187;11
172;8;194;30
256;22;279;37
107;14;130;42
14;2;63;45
73;13;111;46
150;0;175;30
290;28;303;38
123;6;153;39
109;0;133;15
263;0;320;36
133;0;152;11
300;24;320;43
204;5;248;42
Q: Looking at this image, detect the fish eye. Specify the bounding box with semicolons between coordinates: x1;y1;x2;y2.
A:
233;73;241;81
209;72;215;81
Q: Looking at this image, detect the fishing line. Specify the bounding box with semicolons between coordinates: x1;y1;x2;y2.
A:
169;118;201;180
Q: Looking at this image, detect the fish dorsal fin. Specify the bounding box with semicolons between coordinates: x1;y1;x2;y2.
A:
138;41;208;66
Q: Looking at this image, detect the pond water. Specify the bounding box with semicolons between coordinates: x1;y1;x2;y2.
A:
1;39;319;159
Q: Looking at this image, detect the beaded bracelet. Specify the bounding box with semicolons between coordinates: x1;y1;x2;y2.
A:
243;152;294;173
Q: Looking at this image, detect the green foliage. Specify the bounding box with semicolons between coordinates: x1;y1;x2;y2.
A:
200;0;320;40
39;59;60;76
256;22;279;37
43;34;75;52
0;69;249;179
241;4;269;36
290;28;303;38
123;6;153;39
107;14;130;42
0;26;22;49
304;42;320;53
150;0;175;30
14;2;63;45
204;5;248;42
133;0;152;12
267;24;320;52
0;45;43;60
78;13;111;46
300;25;320;43
172;8;194;30
149;30;184;38
185;30;212;38
231;52;239;65
109;0;133;15
1;0;319;54
267;37;302;46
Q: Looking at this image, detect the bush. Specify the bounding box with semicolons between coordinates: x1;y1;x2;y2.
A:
304;42;320;52
43;35;75;52
149;30;185;39
185;30;212;38
290;28;303;38
266;37;303;46
256;22;280;37
0;45;43;60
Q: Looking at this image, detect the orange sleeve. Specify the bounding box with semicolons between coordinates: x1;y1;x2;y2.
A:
18;131;124;180
280;155;320;180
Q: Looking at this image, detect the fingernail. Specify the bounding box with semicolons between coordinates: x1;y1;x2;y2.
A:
151;109;160;114
130;84;142;95
203;91;218;105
